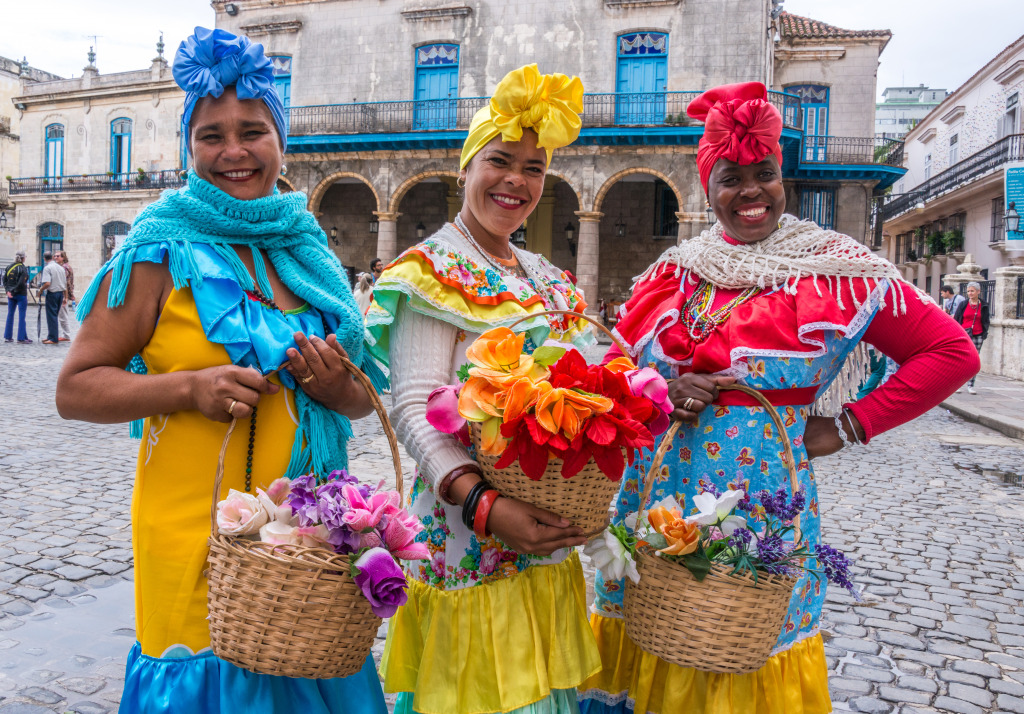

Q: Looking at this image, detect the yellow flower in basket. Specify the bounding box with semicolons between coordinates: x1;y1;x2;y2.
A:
648;505;700;556
465;327;548;386
603;356;638;374
534;383;614;441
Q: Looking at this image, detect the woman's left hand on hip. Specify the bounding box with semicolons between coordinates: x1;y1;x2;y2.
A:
285;332;368;416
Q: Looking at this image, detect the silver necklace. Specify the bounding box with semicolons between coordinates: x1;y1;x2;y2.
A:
453;215;529;280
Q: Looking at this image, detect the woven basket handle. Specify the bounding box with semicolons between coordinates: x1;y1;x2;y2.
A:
507;309;630;357
635;383;800;537
210;355;403;537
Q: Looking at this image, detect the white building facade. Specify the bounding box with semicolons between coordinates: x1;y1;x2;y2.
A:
875;85;948;140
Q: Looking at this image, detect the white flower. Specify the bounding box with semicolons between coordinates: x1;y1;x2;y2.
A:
259;520;331;548
687;489;747;535
256;477;295;524
584;529;640;584
216;489;269;536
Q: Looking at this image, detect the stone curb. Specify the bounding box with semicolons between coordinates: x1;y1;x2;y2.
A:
940;398;1024;441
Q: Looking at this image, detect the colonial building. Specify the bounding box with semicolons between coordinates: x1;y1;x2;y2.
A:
0;55;62;264
8;1;903;311
880;33;1024;379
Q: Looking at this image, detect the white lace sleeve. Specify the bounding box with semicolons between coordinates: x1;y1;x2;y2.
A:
388;301;476;496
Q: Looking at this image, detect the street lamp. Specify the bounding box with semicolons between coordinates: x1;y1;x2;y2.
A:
0;211;6;229
511;224;527;248
614;215;626;237
416;222;426;240
369;216;379;234
705;203;716;225
329;226;339;246
1006;201;1021;237
564;222;577;257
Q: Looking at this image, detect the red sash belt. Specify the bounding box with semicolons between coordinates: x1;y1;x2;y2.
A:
713;385;819;407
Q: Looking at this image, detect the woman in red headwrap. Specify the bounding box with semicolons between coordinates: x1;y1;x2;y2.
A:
576;82;977;714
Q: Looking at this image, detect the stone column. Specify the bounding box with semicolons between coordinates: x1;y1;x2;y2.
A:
675;211;707;243
374;211;401;262
942;252;984;293
992;264;1024;379
574;211;603;314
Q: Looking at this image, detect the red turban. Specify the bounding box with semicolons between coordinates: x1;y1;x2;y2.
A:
686;82;783;193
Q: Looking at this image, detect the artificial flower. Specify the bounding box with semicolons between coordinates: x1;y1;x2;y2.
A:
626;368;673;435
341;484;400;532
658;516;700;556
286;473;320;527
426;384;465;434
584;528;640;583
687;488;748;535
217;489;269;536
384;512;430;561
534;384;613;440
464;327;547;385
604;356;637;374
258;520;331;548
352;547;409;618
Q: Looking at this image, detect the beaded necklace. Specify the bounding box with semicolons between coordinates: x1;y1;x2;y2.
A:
238;286;281;492
452;215;529;280
682;274;762;344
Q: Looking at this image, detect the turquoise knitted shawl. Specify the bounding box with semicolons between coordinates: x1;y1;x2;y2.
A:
77;170;385;479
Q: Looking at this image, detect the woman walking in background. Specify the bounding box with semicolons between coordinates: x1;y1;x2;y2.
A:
953;281;989;394
354;272;374;316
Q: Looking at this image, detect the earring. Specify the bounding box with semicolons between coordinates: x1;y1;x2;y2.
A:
280;164;288;176
457;176;466;189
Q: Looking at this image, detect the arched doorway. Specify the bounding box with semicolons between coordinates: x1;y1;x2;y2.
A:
594;170;682;303
102;221;131;263
317;177;379;283
393;176;458;254
38;222;64;268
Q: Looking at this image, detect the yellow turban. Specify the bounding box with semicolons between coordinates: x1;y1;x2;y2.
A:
460;64;584;169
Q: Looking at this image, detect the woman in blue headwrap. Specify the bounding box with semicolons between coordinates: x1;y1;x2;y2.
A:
56;28;388;714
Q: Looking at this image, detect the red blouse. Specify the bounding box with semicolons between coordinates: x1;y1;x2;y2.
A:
961;302;983;336
604;268;978;444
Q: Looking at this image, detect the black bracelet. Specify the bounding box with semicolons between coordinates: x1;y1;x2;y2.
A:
461;481;491;532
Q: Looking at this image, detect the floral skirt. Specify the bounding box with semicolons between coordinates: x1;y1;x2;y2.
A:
381;552;601;714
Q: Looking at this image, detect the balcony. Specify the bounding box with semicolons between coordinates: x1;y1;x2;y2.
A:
881;133;1024;222
799;136;904;167
8;170;185;197
286;90;803;136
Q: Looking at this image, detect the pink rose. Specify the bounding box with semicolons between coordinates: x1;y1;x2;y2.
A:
480;548;500;575
342;485;400;532
426;384;466;434
217;490;269;536
352;547;409;618
259;520;331;548
431;550;445;579
627;368;673;435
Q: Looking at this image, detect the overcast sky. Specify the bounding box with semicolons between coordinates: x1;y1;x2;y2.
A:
2;0;1020;102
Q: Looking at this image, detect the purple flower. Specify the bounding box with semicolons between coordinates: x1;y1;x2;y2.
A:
697;478;721;498
352;547;409;618
286;473;320;527
756;533;794;575
755;487;805;522
815;543;857;596
314;480;362;554
729;528;752;550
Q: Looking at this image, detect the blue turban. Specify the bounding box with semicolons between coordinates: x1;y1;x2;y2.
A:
173;27;287;154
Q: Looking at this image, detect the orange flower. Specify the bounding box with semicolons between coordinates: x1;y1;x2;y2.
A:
604;356;637;374
534;384;613;440
478;416;508;455
502;376;542;423
458;376;505;421
657;514;700;557
466;327;525;372
647;505;682;533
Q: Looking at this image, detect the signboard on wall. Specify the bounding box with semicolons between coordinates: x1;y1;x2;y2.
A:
1006;161;1024;245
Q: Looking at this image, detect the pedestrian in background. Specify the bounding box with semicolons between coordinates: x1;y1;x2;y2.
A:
953;281;989;394
353;271;373;316
56;250;76;341
37;251;66;345
369;257;383;284
3;250;31;343
941;284;965;316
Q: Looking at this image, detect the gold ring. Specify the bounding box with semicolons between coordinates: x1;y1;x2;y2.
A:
300;373;315;384
683;397;696;412
227;399;238;416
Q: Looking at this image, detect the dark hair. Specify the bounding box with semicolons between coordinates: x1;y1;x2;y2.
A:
941;286;954;294
44;251;53;261
371;258;383;271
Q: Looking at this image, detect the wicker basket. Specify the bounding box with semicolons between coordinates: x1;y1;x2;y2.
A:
206;356;403;679
623;384;801;675
468;309;634;536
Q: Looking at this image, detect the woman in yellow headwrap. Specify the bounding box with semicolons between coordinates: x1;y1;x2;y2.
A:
368;65;601;714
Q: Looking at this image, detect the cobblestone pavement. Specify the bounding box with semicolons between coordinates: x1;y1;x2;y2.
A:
2;313;1024;713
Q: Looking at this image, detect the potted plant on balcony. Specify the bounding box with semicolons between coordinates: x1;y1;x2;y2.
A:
927;231;945;256
906;249;918;262
943;229;964;253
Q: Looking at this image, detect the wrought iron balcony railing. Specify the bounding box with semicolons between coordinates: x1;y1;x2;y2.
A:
8;169;185;196
881;133;1024;222
800;136;904;167
286;90;803;136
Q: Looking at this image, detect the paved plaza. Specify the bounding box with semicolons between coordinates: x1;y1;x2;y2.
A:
1;310;1024;713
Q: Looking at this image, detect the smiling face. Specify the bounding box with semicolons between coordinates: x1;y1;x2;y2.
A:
460;130;547;241
189;86;284;201
967;285;980;300
707;156;787;244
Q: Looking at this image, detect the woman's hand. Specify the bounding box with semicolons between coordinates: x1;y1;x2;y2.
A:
284;332;374;419
667;373;736;422
189;365;279;423
804;410;865;460
486;497;588;556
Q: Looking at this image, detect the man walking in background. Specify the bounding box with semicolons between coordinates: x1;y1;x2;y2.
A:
55;250;76;341
4;250;31;344
37;251;66;345
942;285;965;316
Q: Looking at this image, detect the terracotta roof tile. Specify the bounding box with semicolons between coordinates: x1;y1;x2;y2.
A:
778;11;891;41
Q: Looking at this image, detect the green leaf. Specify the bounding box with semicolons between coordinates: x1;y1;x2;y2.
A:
682;552;713;582
644;532;668;551
456;364;471;382
531;346;567;366
459;555;477;570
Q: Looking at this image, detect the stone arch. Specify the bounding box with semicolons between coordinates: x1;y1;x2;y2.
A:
388;169;460;213
276;175;296;193
544;168;583;209
308;171;381;214
593;167;682;214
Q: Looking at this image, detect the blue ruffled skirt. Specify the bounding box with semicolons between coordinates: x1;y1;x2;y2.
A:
119;643;387;714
